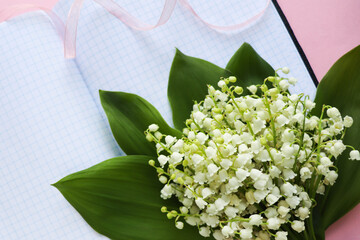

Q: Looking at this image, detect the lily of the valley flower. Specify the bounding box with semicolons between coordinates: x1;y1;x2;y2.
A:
145;70;359;240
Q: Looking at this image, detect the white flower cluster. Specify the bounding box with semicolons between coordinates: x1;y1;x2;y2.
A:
146;68;359;240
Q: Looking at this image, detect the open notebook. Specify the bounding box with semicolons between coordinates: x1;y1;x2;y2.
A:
0;0;316;239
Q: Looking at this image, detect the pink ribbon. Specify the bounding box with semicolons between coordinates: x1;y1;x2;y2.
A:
0;0;270;59
178;0;271;31
0;4;65;40
64;0;177;58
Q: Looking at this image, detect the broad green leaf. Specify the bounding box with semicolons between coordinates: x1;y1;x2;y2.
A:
53;155;209;240
226;42;274;95
313;45;360;229
168;49;231;130
100;91;182;157
168;43;274;130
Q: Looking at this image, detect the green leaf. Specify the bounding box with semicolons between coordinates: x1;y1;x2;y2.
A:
226;42;274;95
168;49;231;130
53;155;209;240
313;45;360;229
168;43;274;130
100;91;182;157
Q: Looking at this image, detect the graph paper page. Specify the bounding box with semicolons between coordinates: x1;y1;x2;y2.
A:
54;0;317;130
0;13;120;239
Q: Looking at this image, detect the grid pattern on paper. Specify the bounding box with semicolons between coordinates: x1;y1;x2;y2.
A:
0;13;119;240
0;0;317;239
54;0;316;129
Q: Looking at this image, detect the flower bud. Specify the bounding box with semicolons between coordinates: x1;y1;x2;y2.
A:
190;144;198;152
175;221;184;229
305;100;315;110
214;114;223;122
180;206;188;214
274;77;281;84
148;124;159;132
185;119;193;126
159;175;168;184
161;206;167;212
267;76;275;82
218;80;226;88
260;84;268;92
154;131;162;140
317;184;325;194
289;77;297;85
212;107;222;114
146;133;154;142
225;104;233;113
266;133;274;142
177;177;184;185
281;67;290;74
167;212;174;219
260;136;267;145
269;88;279;97
215;137;224;144
234;86;243;95
344;116;353;128
148;160;155;166
229;76;237;83
279;80;290;91
247;85;257;95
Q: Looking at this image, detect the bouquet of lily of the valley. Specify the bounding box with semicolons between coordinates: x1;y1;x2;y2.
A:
54;43;360;240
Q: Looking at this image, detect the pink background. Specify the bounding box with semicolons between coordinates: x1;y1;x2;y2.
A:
277;0;360;81
0;0;56;10
277;1;360;238
0;0;359;239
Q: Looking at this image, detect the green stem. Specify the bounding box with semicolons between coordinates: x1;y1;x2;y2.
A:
303;228;310;240
147;132;172;154
246;122;255;138
319;186;331;213
264;95;277;147
315;105;326;161
309;105;326;195
308;212;317;240
229;92;242;113
311;175;322;199
293;108;307;173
